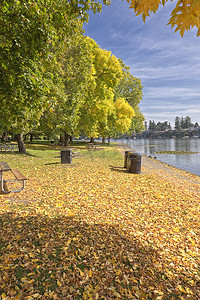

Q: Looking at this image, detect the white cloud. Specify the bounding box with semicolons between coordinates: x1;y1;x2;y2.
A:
143;87;200;99
140;100;200;123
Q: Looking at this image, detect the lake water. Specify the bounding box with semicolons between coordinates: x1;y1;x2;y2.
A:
115;138;200;176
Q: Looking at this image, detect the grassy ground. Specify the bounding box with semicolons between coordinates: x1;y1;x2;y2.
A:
0;141;199;299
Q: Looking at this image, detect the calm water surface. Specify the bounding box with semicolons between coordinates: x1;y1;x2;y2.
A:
116;138;200;176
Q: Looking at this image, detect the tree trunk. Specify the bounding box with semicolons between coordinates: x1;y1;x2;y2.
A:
17;133;26;154
102;137;106;144
108;136;111;145
1;132;7;142
90;137;94;143
30;133;33;142
69;135;73;142
64;132;69;146
59;134;64;145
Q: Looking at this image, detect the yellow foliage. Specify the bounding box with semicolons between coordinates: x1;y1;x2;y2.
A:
114;97;135;133
126;0;200;36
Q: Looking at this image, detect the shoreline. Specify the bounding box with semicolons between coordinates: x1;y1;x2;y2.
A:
117;141;200;176
114;138;200;177
117;142;200;190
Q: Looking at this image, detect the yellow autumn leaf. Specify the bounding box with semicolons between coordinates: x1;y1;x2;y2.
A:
57;280;62;287
32;294;40;298
79;269;85;277
177;285;187;293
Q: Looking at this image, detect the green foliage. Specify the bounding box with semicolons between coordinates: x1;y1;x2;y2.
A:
0;0;110;136
57;35;95;136
0;0;144;146
148;120;172;131
115;60;143;108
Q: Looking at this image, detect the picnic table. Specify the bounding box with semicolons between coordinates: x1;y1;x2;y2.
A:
0;161;27;194
71;148;80;157
86;143;101;150
0;143;18;152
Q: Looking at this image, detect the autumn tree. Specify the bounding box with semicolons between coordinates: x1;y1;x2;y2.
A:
78;37;123;140
55;35;95;146
125;0;200;36
38;36;137;144
0;0;110;152
115;61;144;133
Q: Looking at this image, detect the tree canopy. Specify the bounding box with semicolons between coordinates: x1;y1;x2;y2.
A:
126;0;200;36
0;0;145;151
0;0;111;150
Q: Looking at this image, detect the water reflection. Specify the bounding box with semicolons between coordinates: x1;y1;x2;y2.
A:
116;138;200;176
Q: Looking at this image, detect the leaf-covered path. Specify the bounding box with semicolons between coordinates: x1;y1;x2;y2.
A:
0;143;199;299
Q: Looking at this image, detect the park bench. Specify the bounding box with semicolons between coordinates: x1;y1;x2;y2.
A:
0;161;27;194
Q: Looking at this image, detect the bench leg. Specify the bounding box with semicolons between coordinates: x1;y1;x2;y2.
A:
8;179;26;193
0;178;26;194
0;172;11;194
0;180;11;194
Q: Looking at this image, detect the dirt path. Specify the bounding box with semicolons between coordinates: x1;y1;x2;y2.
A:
117;143;200;195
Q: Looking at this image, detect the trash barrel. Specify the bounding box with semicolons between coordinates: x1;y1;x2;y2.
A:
127;153;142;174
124;150;135;168
61;149;72;164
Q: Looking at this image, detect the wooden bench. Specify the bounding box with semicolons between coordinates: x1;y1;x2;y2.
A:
0;162;27;194
11;169;27;181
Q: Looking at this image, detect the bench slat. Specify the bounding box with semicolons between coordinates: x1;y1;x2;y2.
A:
12;169;27;181
73;151;80;155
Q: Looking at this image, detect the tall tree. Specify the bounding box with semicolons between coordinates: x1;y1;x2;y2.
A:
0;0;110;152
184;116;193;128
49;34;95;145
175;116;181;132
79;37;123;139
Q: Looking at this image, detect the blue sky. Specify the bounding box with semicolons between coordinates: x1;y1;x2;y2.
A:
84;0;200;127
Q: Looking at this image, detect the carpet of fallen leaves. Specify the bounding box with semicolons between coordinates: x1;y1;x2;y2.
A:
0;143;199;299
